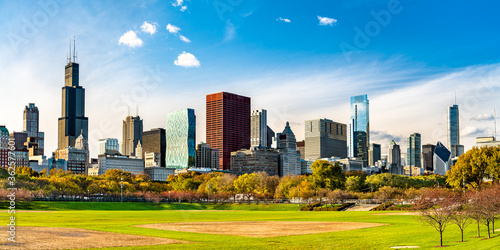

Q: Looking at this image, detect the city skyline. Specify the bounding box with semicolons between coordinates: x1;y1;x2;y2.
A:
1;1;500;158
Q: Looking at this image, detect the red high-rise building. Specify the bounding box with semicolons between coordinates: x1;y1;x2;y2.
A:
206;92;251;170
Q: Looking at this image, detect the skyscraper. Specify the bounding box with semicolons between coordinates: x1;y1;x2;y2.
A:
206;92;251;170
277;122;301;176
0;126;10;168
165;108;196;169
368;143;381;166
447;104;459;148
251;109;268;148
448;104;464;158
142;128;166;167
58;40;88;149
433;141;451;175
23;103;44;155
349;95;369;167
388;140;401;174
305;118;347;160
121;115;143;156
407;133;422;175
422;144;436;173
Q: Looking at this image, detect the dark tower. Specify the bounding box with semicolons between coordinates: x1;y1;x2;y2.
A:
58;39;88;149
206;92;250;170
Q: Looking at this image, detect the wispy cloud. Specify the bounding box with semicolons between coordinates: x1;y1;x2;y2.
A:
462;126;491;137
179;35;191;43
141;21;157;35
172;0;187;12
277;17;291;23
166;23;181;34
317;16;337;26
174;51;200;67
224;21;236;41
470;113;494;121
166;23;191;43
118;31;143;48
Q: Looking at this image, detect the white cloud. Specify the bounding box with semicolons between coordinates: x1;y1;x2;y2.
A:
172;0;187;12
462;126;490;137
470;113;494;121
179;35;191;43
318;16;337;26
166;24;181;34
118;31;143;48
277;17;291;23
141;21;157;35
167;24;192;43
174;51;200;67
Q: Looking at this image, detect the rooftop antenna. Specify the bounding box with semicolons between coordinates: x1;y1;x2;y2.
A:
127;106;130;117
454;91;457;105
495;108;497;140
73;37;76;63
136;106;139;117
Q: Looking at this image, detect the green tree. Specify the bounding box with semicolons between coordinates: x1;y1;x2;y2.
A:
345;175;363;192
446;146;499;189
309;160;346;190
234;173;259;203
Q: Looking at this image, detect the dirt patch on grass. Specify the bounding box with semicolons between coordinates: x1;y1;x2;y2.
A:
136;221;386;237
372;212;417;216
0;226;190;249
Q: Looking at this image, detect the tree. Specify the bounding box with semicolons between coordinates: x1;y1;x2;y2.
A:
449;192;471;242
467;189;484;238
234;173;259;203
345;176;363;192
446;146;499;189
414;188;453;247
274;174;302;200
326;189;350;206
309;160;346;190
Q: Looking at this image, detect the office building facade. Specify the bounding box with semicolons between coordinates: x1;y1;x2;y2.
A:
305;119;347;160
433;142;451;175
206;92;251;170
422;144;436;172
58;43;88;149
388;140;402;175
23;103;44;155
142;128;166;167
0;126;9;167
348;95;369;167
407;133;422;175
230;148;279;176
195;142;219;169
251;109;268;148
165;108;196;169
448;104;464;158
368;143;381;167
122;115;143;156
277;122;301;176
98;138;120;155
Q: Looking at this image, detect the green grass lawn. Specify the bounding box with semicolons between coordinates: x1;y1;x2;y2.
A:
4;202;500;249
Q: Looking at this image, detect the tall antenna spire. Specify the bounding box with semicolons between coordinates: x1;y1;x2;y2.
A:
495;108;497;140
454;91;457;105
127;106;130;117
73;37;76;63
136;106;139;117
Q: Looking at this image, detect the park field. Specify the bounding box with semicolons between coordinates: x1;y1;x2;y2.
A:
1;202;500;249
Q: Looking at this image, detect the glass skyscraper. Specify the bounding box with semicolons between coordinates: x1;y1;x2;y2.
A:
407;133;422;174
447;104;459;148
349;95;369;167
165;108;196;169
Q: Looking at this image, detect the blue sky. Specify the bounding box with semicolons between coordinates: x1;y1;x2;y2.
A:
1;0;500;158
